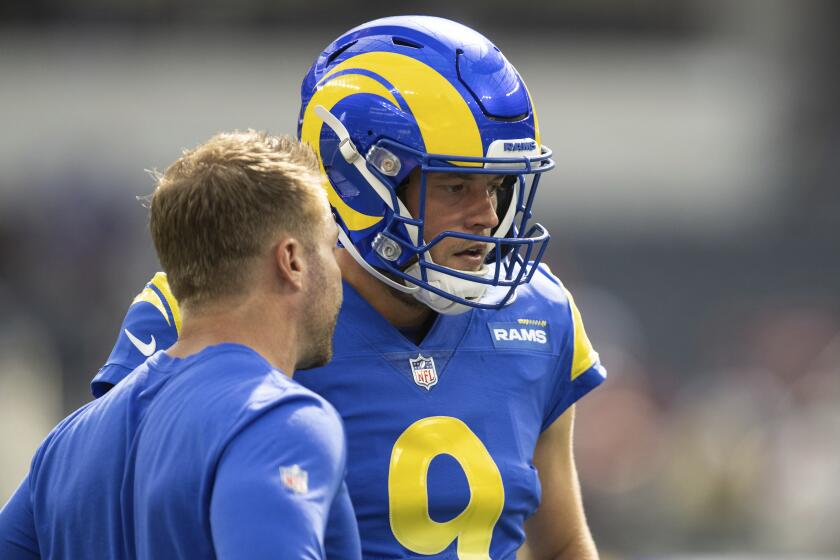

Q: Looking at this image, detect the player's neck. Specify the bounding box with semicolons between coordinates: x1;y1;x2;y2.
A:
166;294;299;377
337;250;434;329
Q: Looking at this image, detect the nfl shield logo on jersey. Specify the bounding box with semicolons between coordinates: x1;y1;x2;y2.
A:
409;354;438;390
280;464;308;494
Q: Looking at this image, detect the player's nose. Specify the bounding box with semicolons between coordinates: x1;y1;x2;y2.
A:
464;185;500;232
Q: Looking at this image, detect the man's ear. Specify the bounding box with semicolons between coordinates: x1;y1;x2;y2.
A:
274;238;304;292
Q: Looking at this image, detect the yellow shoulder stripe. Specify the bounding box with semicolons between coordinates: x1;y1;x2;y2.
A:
130;272;182;335
563;287;599;381
150;272;182;335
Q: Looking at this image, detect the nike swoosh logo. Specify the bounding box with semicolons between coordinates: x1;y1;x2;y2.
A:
125;329;157;357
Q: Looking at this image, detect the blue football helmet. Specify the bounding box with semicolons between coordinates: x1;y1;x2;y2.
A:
298;15;554;314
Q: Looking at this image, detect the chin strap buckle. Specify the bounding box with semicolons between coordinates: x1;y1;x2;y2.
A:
338;137;360;163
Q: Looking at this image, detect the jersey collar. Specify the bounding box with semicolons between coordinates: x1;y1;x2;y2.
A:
338;280;474;352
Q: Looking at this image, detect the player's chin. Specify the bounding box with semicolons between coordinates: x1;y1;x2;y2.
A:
296;343;333;370
296;314;339;370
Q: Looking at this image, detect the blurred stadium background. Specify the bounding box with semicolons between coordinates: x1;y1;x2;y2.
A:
1;0;838;557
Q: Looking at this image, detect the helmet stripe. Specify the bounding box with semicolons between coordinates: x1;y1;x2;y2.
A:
317;68;410;112
322;52;483;166
301;73;399;231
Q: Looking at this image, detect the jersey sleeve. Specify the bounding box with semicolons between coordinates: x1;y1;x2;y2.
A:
91;272;181;398
539;266;607;431
323;481;361;560
210;397;360;560
0;475;40;560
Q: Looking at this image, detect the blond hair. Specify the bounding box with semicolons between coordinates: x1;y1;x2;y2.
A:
150;130;322;307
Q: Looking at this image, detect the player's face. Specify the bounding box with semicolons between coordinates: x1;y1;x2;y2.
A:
298;195;342;370
403;170;503;272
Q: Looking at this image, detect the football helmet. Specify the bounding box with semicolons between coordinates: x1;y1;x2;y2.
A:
298;15;553;314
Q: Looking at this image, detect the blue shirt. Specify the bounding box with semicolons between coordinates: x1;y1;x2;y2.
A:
0;344;360;559
76;265;605;558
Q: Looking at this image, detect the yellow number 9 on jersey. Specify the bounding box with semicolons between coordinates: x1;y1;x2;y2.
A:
388;416;505;559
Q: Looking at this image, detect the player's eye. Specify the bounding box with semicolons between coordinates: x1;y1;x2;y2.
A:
440;183;465;194
488;183;504;196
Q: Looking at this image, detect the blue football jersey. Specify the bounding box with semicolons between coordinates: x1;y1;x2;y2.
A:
0;344;360;559
81;266;605;559
92;272;181;398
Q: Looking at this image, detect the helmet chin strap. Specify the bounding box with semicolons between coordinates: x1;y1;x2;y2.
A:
404;256;490;315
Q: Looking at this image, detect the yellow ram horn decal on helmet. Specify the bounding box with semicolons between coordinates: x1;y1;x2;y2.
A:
300;52;484;232
301;74;397;231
